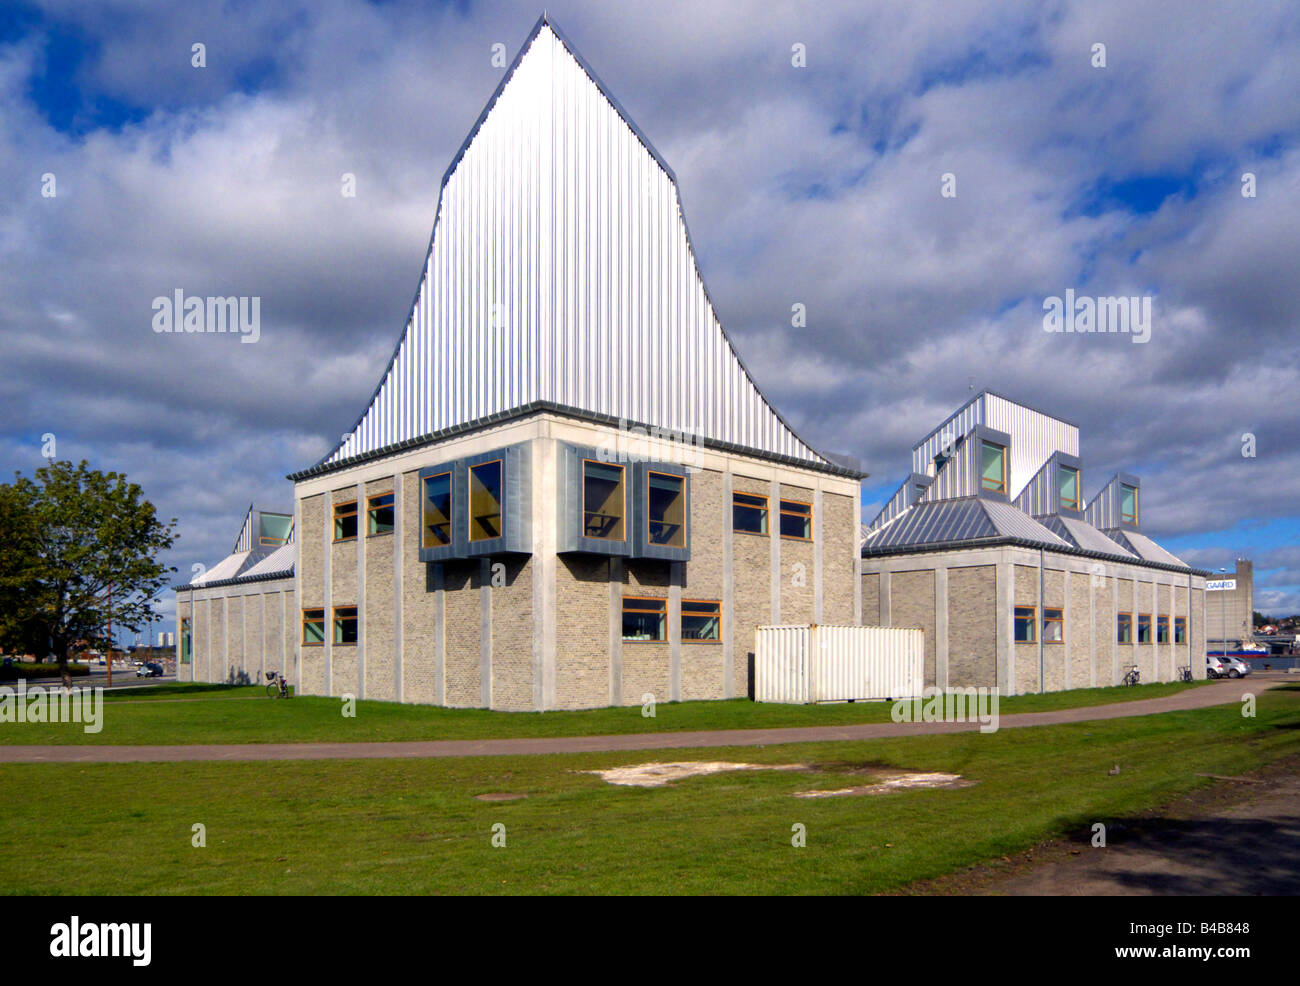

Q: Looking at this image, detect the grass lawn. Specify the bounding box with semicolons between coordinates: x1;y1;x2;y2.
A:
1;686;1295;894
0;679;1213;746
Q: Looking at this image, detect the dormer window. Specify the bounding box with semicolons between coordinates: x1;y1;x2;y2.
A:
1058;466;1080;511
1120;483;1138;525
980;441;1006;494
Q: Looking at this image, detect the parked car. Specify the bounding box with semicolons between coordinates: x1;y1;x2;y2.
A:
1206;655;1228;678
135;662;164;678
1220;656;1252;678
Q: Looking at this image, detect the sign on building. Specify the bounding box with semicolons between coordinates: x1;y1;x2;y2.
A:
1207;579;1237;592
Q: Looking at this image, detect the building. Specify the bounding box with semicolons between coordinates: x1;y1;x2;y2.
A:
176;15;863;709
175;505;296;684
1204;559;1253;649
860;391;1209;694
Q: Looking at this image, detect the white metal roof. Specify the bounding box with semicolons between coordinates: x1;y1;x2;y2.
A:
308;15;835;477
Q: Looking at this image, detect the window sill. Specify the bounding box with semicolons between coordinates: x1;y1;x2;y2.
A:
332;642;358;647
301;642;324;647
732;529;769;537
332;537;357;544
683;639;722;645
622;638;667;644
366;531;394;538
780;535;813;542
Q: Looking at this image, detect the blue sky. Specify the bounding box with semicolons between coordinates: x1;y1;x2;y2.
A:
2;0;1299;644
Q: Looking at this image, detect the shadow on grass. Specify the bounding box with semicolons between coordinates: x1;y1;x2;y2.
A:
1045;808;1300;894
105;682;254;700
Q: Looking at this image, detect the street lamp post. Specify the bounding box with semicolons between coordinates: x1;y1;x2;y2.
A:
1218;567;1227;658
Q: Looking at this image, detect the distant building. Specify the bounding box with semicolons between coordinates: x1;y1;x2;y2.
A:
861;391;1210;693
1204;559;1253;648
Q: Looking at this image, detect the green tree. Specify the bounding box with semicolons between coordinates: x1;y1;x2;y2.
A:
0;460;176;674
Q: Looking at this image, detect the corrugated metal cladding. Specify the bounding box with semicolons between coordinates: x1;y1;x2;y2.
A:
923;432;977;501
1085;473;1138;531
754;624;924;702
911;392;1079;501
324;22;827;470
983;393;1078;501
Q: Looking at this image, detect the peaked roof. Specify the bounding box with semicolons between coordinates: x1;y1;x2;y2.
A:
860;497;1072;554
291;15;850;481
174;506;297;590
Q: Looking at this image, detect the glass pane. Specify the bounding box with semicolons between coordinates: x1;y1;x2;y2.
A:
333;504;357;540
470;461;503;541
583;462;625;540
648;473;685;547
1058;467;1078;509
733;494;767;534
622;601;665;641
682;615;720;641
981;443;1004;491
368;494;395;535
779;501;811;539
1014;606;1035;642
1121;484;1137;522
423;473;452;546
259;512;292;544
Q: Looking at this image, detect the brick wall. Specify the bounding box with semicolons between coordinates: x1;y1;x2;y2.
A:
892;569;936;686
948;565;996;688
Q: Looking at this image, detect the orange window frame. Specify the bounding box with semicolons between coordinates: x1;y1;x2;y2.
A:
1117;612;1133;643
301;608;326;646
581;458;626;542
1043;607;1064;643
732;491;769;535
333;500;358;542
468;459;504;543
779;498;813;541
681;598;722;643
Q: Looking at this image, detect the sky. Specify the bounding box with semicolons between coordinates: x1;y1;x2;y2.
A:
2;0;1298;643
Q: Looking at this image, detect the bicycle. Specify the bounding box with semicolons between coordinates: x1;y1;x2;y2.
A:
1122;665;1140;687
265;670;291;699
1177;665;1193;682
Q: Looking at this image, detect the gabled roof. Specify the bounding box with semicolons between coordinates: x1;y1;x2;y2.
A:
292;14;849;482
174;507;297;590
1038;515;1137;560
1105;529;1190;569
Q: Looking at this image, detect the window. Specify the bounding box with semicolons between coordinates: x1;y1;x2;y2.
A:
732;492;768;534
622;597;666;641
422;472;452;547
1043;607;1064;643
779;499;813;540
981;441;1006;494
469;460;503;542
1117;612;1133;644
647;471;685;547
367;492;395;536
333;501;358;541
681;600;721;642
180;617;192;664
1059;466;1080;511
582;460;625;540
302;608;325;645
1121;484;1138;525
1137;613;1152;644
1157;615;1170;644
259;512;292;546
1174;617;1187;644
333;606;358;645
1014;605;1036;642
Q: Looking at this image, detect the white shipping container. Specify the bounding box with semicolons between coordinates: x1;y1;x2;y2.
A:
754;624;924;703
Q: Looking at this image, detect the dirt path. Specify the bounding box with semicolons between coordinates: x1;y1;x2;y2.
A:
0;679;1272;764
908;755;1300;896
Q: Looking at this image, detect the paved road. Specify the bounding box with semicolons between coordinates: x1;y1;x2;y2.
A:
0;679;1277;764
